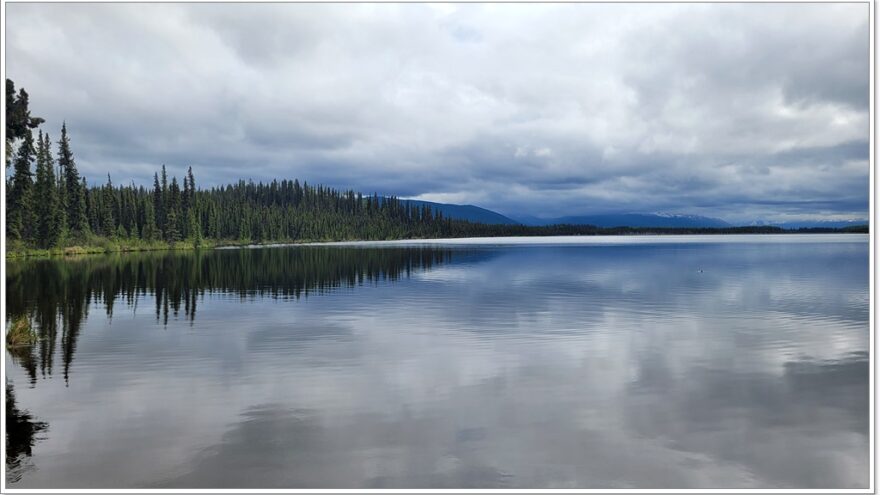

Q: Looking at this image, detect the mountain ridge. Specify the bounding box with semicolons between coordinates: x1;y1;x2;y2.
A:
388;199;867;230
396;199;520;225
512;212;731;228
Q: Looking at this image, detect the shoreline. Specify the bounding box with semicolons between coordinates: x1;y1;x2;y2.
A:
263;232;872;248
6;231;869;259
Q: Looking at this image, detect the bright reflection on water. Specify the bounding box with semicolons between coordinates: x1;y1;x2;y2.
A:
4;235;869;488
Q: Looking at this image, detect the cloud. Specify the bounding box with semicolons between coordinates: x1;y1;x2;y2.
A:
5;3;869;222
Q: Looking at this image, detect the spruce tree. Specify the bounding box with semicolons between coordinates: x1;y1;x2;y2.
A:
101;175;116;237
84;179;98;235
152;172;163;240
58;123;88;237
142;200;158;241
163;176;181;242
56;161;68;244
186;166;196;207
165;208;180;242
182;174;190;238
160;165;169;238
8;130;36;242
34;131;61;248
188;210;202;247
185;167;199;241
5;79;44;162
169;176;183;240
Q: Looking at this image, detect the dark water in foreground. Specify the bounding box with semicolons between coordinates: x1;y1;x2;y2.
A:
4;235;869;488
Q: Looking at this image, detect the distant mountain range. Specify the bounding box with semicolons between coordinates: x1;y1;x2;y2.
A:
397;199;520;225
758;219;869;229
513;213;732;228
395;199;867;230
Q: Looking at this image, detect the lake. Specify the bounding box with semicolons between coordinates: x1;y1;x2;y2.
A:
4;235;870;489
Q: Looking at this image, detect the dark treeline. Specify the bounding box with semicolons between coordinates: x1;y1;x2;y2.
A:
6;246;459;384
5;78;473;248
5;78;868;252
5;78;526;247
9;138;868;249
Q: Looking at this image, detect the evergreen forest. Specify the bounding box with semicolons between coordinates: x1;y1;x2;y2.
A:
5;79;867;257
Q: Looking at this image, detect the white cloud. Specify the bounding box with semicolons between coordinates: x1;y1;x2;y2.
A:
5;3;869;222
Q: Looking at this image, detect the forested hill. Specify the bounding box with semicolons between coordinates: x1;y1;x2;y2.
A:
4;78;869;256
7;151;868;254
5;79;506;249
396;199;519;225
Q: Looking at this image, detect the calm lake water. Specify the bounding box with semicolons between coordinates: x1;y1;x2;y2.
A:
5;235;869;489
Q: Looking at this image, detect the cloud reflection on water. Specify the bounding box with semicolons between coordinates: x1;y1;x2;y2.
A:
5;238;868;488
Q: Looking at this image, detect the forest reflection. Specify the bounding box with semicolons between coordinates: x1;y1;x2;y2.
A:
5;381;48;483
5;246;457;385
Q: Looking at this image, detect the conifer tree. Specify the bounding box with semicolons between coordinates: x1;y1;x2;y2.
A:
163;176;181;242
182;174;190;238
101;175;116;237
165;208;180;242
8;130;36;242
185;167;200;241
160;165;169;238
34;131;62;248
6;79;44;162
84;179;98;235
188;210;202;247
186;167;196;206
143;200;159;241
58;123;88;237
152;172;163;239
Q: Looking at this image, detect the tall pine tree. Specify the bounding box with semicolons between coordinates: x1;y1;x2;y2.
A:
56;160;68;244
58;123;88;237
165;176;181;242
184;167;200;242
6;79;44;163
142;199;159;241
100;174;116;237
34;131;62;248
8;130;36;242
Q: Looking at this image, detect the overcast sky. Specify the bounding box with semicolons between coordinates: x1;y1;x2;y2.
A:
5;3;869;222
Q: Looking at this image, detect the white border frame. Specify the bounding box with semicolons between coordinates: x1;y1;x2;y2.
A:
0;0;875;493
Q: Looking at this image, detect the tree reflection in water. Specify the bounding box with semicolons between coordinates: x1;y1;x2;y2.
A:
5;245;458;483
5;380;48;483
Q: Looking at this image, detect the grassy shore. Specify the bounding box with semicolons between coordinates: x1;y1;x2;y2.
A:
5;226;868;260
5;316;41;367
5;315;37;348
4;237;333;259
5;237;219;259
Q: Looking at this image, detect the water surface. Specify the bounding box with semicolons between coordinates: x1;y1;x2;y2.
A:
5;235;869;488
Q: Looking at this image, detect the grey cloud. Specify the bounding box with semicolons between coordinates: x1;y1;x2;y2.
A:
5;3;869;223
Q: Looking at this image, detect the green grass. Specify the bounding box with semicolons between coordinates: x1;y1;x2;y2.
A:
9;225;865;260
5;237;220;259
5;316;37;348
5;235;356;259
